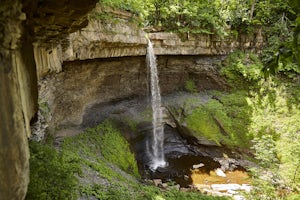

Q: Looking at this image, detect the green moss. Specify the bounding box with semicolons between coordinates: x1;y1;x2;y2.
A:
186;90;253;148
27;121;231;200
219;91;253;147
62;120;140;178
186;106;223;145
185;79;198;93
98;121;140;177
26;141;79;200
123;117;138;131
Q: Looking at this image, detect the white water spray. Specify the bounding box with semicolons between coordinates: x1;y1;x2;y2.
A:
146;39;167;170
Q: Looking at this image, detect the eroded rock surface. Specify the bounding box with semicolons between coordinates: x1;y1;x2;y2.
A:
33;4;265;79
1;0;98;199
39;55;227;129
0;1;34;199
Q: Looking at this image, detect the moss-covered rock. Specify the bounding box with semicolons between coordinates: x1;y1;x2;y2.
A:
185;90;253;148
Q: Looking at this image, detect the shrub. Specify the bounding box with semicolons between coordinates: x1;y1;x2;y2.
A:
221;51;264;88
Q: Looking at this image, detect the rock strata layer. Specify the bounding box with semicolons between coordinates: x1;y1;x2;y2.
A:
40;55;227;128
33;7;264;79
0;0;98;199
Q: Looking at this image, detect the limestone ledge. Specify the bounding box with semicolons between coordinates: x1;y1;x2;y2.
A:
63;21;264;60
149;31;264;55
62;19;148;61
34;18;264;79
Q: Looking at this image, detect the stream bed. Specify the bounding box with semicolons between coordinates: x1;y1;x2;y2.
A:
79;93;253;198
132;124;250;188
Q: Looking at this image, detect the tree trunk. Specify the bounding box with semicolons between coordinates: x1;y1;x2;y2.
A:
249;0;256;21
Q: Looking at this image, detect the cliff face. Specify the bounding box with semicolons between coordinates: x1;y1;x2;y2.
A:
62;17;263;62
0;0;97;199
40;55;227;128
0;2;34;199
35;11;263;130
0;1;264;198
34;8;264;79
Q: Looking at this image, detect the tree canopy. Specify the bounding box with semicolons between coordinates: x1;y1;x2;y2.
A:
98;0;300;72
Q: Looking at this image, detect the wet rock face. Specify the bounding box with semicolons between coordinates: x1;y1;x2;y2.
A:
41;55;227;129
44;57;148;127
158;56;228;92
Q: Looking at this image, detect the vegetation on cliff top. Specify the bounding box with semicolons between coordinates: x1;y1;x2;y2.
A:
98;0;299;35
96;0;300;73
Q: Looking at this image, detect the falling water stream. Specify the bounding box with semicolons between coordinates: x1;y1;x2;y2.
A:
146;39;167;170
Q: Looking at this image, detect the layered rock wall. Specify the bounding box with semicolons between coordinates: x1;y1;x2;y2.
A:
0;0;97;199
149;30;264;55
62;18;264;62
33;44;63;79
41;55;227;128
34;9;264;79
0;1;35;199
36;13;264;129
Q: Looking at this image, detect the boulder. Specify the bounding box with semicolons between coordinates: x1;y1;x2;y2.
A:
211;184;241;192
194;184;211;191
193;163;205;169
215;168;226;177
153;179;162;187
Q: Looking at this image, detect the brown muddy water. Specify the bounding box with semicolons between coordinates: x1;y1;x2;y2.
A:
131;124;250;187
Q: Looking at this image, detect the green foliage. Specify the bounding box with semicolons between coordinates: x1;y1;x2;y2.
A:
26;141;79;200
145;0;227;36
245;77;300;197
100;0;145;15
80;183;135;200
287;194;300;200
185;53;300;197
96;0;300;50
252;134;279;169
259;0;300;76
221;51;264;88
246;175;278;200
80;183;228;200
261;19;295;75
184;79;197;93
278;132;300;187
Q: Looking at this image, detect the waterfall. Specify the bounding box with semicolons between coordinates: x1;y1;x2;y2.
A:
146;39;167;170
